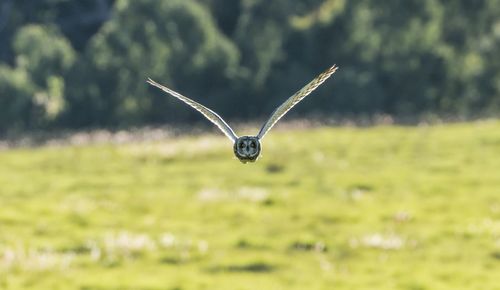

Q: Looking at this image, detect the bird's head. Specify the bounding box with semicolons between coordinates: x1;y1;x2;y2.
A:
233;136;261;163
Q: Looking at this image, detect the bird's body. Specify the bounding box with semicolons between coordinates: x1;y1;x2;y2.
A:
233;136;261;163
147;65;338;163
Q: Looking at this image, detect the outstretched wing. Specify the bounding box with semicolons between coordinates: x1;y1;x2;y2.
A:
257;65;338;140
147;78;238;142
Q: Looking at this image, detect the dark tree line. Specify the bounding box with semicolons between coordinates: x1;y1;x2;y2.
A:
0;0;499;133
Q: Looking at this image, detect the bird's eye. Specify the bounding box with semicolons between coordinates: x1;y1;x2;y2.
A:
239;142;245;148
250;142;256;148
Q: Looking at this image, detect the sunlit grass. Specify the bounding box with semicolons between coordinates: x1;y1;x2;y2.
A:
0;121;499;289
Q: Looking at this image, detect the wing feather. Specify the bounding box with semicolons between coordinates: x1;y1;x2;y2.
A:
147;78;238;142
257;65;338;140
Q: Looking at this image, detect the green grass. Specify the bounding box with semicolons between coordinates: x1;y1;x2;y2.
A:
0;121;499;290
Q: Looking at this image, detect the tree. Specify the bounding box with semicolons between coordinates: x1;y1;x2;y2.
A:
2;0;500;131
0;0;114;63
0;65;35;132
64;0;241;127
0;24;75;132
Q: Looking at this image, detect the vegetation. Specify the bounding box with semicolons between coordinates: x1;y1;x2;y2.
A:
1;121;499;289
1;0;500;133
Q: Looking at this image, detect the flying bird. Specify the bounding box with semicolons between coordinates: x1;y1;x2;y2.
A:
147;65;338;163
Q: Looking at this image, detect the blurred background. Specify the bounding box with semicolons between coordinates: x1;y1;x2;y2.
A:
0;1;499;290
1;0;499;134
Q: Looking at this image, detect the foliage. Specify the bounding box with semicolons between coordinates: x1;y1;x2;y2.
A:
0;122;499;289
63;0;240;126
1;0;500;132
0;65;35;131
0;25;75;132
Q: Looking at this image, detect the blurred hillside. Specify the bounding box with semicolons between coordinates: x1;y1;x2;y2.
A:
1;0;499;133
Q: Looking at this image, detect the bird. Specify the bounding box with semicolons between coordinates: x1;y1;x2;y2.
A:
147;65;338;163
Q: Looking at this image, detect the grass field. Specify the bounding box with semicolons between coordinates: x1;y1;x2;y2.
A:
0;121;499;290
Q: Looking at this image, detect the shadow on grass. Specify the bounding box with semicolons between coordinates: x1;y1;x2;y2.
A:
208;262;277;273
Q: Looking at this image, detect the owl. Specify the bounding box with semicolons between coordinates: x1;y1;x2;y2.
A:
147;65;338;163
